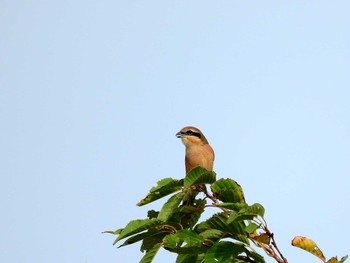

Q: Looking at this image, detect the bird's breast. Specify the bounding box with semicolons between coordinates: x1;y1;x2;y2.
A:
185;144;214;173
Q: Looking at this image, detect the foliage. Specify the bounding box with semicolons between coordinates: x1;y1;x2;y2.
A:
105;167;347;263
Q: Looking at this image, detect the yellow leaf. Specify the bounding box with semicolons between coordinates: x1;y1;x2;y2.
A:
291;236;326;262
252;233;270;244
327;257;339;263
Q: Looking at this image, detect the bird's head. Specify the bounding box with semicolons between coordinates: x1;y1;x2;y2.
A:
176;126;209;146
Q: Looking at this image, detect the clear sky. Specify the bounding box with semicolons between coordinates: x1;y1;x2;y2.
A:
1;1;349;262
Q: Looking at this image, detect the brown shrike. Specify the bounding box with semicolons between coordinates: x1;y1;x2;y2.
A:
176;126;215;205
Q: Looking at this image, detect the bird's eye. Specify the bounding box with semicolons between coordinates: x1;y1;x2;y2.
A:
186;130;201;138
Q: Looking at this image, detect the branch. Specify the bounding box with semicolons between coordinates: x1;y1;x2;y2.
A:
270;232;288;263
256;229;288;263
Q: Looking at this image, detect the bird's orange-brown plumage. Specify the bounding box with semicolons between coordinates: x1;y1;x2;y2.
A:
176;126;215;205
176;126;214;173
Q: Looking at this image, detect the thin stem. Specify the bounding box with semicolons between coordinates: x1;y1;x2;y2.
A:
270;233;288;263
200;185;230;213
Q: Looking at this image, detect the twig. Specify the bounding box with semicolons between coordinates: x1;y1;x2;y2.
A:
270;232;288;263
258;228;288;263
200;185;229;213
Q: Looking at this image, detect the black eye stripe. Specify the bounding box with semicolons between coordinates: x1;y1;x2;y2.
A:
185;130;201;138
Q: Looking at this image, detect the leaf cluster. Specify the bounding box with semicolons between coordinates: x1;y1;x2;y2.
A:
105;167;347;263
106;167;270;262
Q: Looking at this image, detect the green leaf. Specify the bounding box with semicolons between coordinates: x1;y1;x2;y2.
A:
205;241;266;263
245;223;259;234
240;203;265;217
184;166;216;187
163;233;179;249
227;203;265;224
176;230;204;245
102;228;122;235
196;254;205;263
141;230;168;252
137;178;184;206
204;241;245;262
118;225;173;249
140;242;162;263
164;234;208;255
164;230;204;248
196;213;228;232
211;178;246;204
216;202;247;212
227;211;254;224
163;229;211;256
114;218;162;244
246;249;266;263
117;231;152;248
339;255;349;263
176;204;205;229
152;178;177;189
157;192;185;221
196;213;249;244
199;229;224;240
176;253;199;263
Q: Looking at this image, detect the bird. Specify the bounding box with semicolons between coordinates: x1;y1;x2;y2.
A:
176;126;215;205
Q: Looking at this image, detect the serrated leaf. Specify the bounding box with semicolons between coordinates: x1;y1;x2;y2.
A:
151;178;176;190
141;230;168;252
205;240;266;263
137;178;184;206
339;255;349;263
163;233;179;249
251;233;271;244
226;203;264;224
246;249;266;263
211;178;246;204
227;211;254;224
140;242;162;263
176;253;199;263
114;218;162;244
245;223;259;234
176;230;204;245
199;229;224;240
164;231;208;255
184;166;216;187
164;230;204;248
196;213;249;244
217;202;248;212
174;246;208;255
205;241;245;262
175;205;204;229
157;192;185;221
117;231;152;248
292;236;326;261
240;203;265;217
196;213;228;232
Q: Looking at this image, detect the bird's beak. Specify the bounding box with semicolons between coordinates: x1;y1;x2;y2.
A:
176;131;183;138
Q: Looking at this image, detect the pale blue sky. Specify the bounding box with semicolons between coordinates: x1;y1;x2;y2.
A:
1;1;349;262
